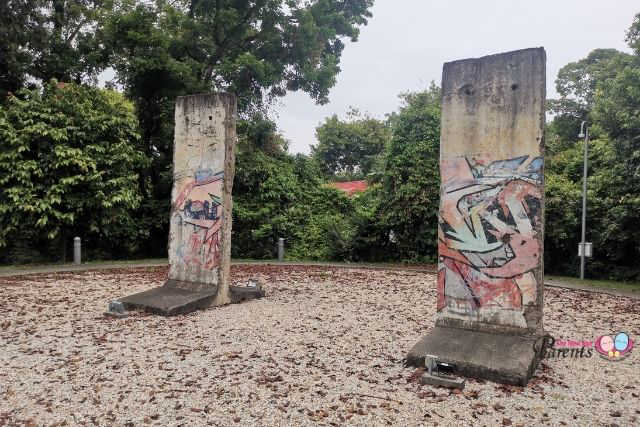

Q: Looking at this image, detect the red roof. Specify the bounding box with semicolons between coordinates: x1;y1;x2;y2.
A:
329;180;368;196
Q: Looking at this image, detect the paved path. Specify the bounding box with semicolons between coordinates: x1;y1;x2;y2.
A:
0;260;436;278
1;260;638;299
0;261;169;278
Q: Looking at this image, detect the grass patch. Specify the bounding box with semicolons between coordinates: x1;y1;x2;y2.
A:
546;275;640;293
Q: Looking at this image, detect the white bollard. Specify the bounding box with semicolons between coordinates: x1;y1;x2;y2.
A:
73;237;81;264
278;238;284;262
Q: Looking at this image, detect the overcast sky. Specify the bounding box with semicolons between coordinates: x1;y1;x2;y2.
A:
274;0;638;154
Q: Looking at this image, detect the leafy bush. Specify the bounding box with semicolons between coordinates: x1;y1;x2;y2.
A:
0;81;147;262
375;85;441;262
232;117;354;261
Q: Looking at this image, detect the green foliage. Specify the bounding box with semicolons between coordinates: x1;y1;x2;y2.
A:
588;55;640;279
543;13;640;280
233;83;444;264
593;64;640;144
100;0;374;257
312;109;390;180
4;1;640;280
626;12;640;55
33;0;113;83
0;82;147;261
307;84;443;263
545;136;640;280
1;0;113;99
546;48;634;146
0;1;46;98
232;116;353;260
376;84;441;261
587;140;640;278
544;171;581;273
104;0;375;148
180;0;374;108
339;185;392;261
554;48;633;109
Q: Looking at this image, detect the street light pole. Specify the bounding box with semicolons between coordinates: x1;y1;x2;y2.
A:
578;121;589;279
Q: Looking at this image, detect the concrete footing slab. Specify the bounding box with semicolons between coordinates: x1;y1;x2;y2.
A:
406;326;542;386
229;284;265;303
119;280;264;316
420;373;466;389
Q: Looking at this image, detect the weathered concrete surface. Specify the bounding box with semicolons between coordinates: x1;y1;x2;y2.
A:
420;373;466;389
120;93;262;314
408;48;546;385
119;282;265;316
168;93;235;291
120;281;219;316
104;300;128;318
407;326;541;386
437;48;546;334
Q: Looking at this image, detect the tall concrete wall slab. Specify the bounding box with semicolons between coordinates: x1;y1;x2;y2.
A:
168;93;236;299
407;48;546;385
119;92;263;315
436;48;546;334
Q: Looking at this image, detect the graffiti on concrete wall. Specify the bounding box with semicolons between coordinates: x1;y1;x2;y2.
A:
437;153;542;325
172;168;224;271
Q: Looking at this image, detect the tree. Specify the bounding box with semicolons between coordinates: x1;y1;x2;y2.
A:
626;12;640;55
1;1;113;99
33;0;113;84
104;0;375;144
545;135;640;280
593;64;640;144
554;48;633;110
376;84;441;261
0;82;147;261
232;115;353;260
544;170;582;274
580;14;640;279
0;1;46;98
546;48;634;147
542;12;640;280
312;109;390;180
103;0;374;253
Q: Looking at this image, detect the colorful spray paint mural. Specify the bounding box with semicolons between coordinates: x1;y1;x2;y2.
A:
434;48;546;332
437;153;542;328
167;93;234;287
173;169;224;271
406;49;546;386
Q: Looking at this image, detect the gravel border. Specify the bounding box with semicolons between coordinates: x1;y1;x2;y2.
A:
1;265;638;426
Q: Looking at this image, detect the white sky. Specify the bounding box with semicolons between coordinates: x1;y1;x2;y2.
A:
275;0;638;154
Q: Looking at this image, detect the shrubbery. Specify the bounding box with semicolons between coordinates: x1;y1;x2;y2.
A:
0;82;147;262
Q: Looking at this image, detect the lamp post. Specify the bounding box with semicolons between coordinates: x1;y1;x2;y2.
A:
578;121;589;279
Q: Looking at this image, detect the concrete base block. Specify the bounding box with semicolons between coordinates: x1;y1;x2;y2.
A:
230;284;265;303
104;300;129;318
119;280;264;316
406;326;542;386
104;311;129;319
420;373;465;389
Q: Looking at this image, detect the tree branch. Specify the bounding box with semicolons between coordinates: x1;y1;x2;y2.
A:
65;19;87;46
202;2;265;83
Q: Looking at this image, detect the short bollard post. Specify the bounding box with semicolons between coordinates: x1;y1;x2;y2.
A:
278;238;284;262
73;237;81;265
